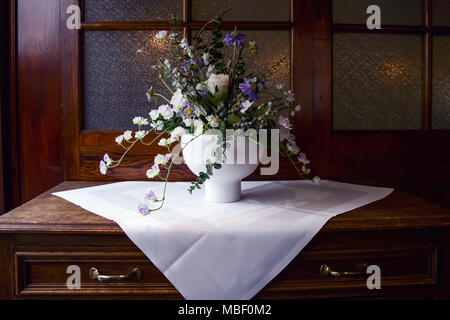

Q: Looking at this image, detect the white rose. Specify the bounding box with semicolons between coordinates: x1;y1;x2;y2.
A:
206;74;229;95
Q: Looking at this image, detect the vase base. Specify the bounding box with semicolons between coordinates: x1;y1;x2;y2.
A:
205;180;242;203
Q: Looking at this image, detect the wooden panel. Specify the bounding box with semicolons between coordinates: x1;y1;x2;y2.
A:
16;0;64;201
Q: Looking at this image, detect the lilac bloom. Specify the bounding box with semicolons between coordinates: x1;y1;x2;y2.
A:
224;30;247;46
239;77;259;101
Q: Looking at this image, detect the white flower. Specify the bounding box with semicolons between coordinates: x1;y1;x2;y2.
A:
206;74;229;95
206;65;215;78
158;138;175;147
123;130;133;141
115;135;124;144
154;154;171;166
312;176;320;184
206;115;219;128
183;118;194;126
302;165;311;175
163;59;171;69
133;116;149;126
103;153;112;166
170;89;188;112
149;109;159;121
158;104;174;120
155;30;167;39
169;32;178;39
202;52;211;66
170;126;187;140
99;160;107;175
146;164;160;179
193;119;204;136
151;120;164;131
135;130;147;139
179;37;191;51
240;100;254;113
295;104;301;112
278;115;292;130
284;90;295;103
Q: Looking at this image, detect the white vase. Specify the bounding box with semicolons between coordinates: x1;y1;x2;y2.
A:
181;133;259;203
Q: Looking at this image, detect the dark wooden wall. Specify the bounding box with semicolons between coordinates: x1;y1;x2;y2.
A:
2;0;450;212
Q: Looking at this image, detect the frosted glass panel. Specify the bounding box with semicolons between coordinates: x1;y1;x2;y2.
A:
432;36;450;129
84;31;176;130
83;0;182;22
333;33;423;130
432;0;450;26
193;30;291;88
332;0;423;25
192;0;290;21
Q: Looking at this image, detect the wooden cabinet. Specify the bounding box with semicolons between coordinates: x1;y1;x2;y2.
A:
1;181;450;300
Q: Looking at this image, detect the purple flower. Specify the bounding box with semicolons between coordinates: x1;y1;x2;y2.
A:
181;103;195;119
144;191;157;202
138;203;150;215
239;77;259;101
298;152;310;165
181;59;204;74
224;30;247;46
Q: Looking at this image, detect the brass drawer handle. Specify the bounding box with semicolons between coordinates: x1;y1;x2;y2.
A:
89;267;142;282
320;263;368;278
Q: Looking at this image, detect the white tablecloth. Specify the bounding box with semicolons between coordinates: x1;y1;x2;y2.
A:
53;180;393;300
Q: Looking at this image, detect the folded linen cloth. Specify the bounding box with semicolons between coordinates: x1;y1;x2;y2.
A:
53;180;393;300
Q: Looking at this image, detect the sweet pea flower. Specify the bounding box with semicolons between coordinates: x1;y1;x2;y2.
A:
193;119;204;136
284;90;295;103
278;115;292;130
115;135;124;144
103;153;112;166
158;104;174;120
183;118;194;126
99;160;107;175
202;52;211;66
170;126;187;140
123;130;133;141
275;83;284;90
151;120;164;131
146;164;160;179
206;115;219;128
158;138;175;147
312;176;321;184
240;100;254;113
154;153;171;166
155;30;167;39
135;130;147;139
144;190;157;203
149;109;159;121
298;152;310;165
170;89;187;112
133;117;149;126
138;203;149;215
286;142;300;154
302;165;311;175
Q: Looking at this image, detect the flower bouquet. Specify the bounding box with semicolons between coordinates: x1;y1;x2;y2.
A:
99;15;318;214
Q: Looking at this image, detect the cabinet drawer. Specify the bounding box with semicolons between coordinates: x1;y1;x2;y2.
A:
15;251;181;298
256;232;439;299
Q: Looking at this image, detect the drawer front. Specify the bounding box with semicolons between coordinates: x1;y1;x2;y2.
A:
256;231;439;299
15;251;181;298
